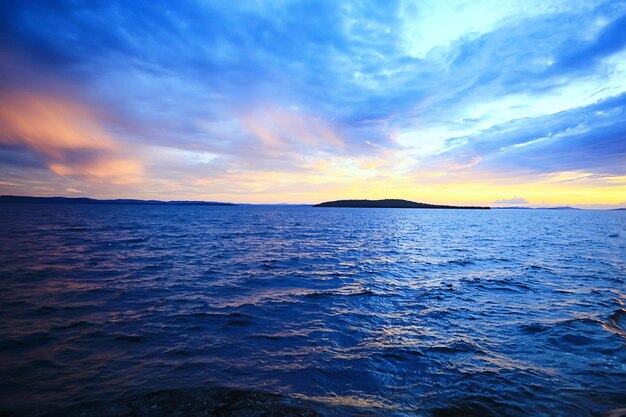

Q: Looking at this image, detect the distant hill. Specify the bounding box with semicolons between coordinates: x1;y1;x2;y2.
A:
314;199;490;209
493;206;533;210
0;195;237;206
614;208;626;211
536;206;581;210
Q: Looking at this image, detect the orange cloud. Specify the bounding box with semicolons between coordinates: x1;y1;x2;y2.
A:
0;93;142;184
241;105;344;150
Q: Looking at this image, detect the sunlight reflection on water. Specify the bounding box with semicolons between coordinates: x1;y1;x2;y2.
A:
0;204;625;416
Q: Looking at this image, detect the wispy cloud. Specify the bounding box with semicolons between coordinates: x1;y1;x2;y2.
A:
0;0;624;204
241;105;344;151
0;92;142;184
493;197;529;205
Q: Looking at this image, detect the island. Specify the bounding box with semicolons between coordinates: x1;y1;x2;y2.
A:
314;199;490;209
537;206;581;210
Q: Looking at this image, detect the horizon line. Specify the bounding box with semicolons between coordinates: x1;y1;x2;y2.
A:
2;194;625;210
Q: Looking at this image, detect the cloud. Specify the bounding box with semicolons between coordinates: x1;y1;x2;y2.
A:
0;92;142;184
240;105;344;151
553;14;626;73
437;92;626;177
493;197;529;204
0;0;624;204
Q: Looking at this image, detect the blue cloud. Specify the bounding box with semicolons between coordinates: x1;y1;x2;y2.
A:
439;92;626;175
553;13;626;73
1;0;625;197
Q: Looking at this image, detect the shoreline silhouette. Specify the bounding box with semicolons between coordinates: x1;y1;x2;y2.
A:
314;199;490;209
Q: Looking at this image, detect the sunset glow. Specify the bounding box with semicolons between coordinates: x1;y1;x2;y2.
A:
1;1;625;207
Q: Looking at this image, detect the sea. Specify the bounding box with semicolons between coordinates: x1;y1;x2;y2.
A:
0;204;624;416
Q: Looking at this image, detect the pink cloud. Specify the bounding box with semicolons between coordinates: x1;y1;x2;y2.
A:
0;93;143;184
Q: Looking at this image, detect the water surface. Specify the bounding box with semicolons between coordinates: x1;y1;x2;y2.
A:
0;204;624;416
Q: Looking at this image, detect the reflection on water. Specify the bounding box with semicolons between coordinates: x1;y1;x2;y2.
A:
0;204;625;416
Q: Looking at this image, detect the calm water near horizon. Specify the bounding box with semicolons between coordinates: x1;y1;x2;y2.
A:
0;204;624;416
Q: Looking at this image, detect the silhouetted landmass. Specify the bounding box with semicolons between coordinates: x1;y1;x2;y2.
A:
493;206;533;210
537;206;581;210
314;199;490;209
0;195;236;206
613;208;626;211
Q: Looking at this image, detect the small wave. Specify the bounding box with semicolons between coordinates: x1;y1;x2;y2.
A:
520;323;549;334
542;315;616;349
464;277;533;293
609;308;626;323
558;333;596;346
603;308;626;338
51;320;92;331
0;332;55;351
62;226;89;232
120;237;148;244
224;317;253;327
560;316;605;327
35;387;376;417
188;311;254;322
523;264;555;273
304;289;376;299
494;278;533;291
445;258;475;266
605;408;626;417
34;304;96;315
429;339;485;354
249;331;309;341
378;348;425;361
114;334;145;343
429;395;522;417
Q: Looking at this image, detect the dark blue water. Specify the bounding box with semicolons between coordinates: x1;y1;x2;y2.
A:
0;204;625;416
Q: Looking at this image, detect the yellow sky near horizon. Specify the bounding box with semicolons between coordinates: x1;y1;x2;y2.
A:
0;93;624;208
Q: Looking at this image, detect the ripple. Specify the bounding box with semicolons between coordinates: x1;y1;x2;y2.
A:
36;387;378;417
0;204;625;416
604;308;626;338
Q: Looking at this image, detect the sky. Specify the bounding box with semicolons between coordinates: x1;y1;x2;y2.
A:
1;0;625;207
